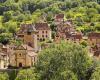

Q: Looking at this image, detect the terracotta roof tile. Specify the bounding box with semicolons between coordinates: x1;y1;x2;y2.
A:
18;24;36;34
88;32;100;38
94;50;100;57
55;14;64;19
35;23;50;30
71;34;82;39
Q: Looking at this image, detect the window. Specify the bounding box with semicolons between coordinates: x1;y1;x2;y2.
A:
46;31;47;33
37;38;39;40
42;31;44;33
42;35;44;37
46;35;48;38
37;35;39;37
27;31;31;35
18;35;24;37
43;38;45;41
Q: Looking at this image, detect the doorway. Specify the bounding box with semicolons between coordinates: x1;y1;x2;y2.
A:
19;63;22;67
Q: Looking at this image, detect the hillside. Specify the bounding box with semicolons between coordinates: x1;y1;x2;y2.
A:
0;0;100;42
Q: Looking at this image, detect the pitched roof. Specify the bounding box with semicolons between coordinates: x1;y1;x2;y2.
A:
17;24;36;34
14;45;26;50
22;44;34;51
55;14;64;19
13;44;37;57
94;50;100;57
88;32;100;38
71;34;82;39
35;23;50;30
27;51;37;57
65;32;71;38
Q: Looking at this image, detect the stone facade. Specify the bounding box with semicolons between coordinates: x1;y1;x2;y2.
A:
0;45;10;69
0;53;8;69
54;21;82;43
35;23;51;41
88;32;100;46
9;45;37;68
17;24;38;51
55;14;64;24
88;32;100;57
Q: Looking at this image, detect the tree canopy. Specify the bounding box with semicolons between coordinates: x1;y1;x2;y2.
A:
0;72;9;80
90;67;100;80
15;69;37;80
35;41;93;80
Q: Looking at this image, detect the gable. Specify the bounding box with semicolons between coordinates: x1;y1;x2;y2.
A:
14;45;26;50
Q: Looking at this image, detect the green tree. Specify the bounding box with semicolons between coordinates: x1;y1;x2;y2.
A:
4;21;18;33
95;23;100;31
15;69;37;80
80;40;88;48
0;33;12;45
90;67;100;80
3;11;13;22
0;72;9;80
36;41;93;80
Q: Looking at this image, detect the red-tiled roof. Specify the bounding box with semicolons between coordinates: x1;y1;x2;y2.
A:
88;32;100;38
94;50;100;57
55;14;64;19
17;24;36;34
14;44;34;51
35;23;50;30
27;51;37;57
71;34;82;39
65;32;71;38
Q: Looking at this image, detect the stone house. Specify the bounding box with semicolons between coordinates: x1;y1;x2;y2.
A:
9;44;37;68
0;44;10;69
55;14;64;24
90;46;100;58
0;53;8;69
88;32;100;58
35;23;51;41
17;24;38;51
54;21;82;43
88;32;100;46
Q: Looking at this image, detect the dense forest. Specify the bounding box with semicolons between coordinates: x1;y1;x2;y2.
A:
0;0;100;80
0;0;100;43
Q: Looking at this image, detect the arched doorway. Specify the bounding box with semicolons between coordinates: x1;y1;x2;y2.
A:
19;63;22;67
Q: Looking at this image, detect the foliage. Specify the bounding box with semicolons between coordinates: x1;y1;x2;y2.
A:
0;0;100;35
0;0;99;80
80;40;88;48
0;33;12;45
0;72;9;80
36;41;93;80
15;69;37;80
90;67;100;80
